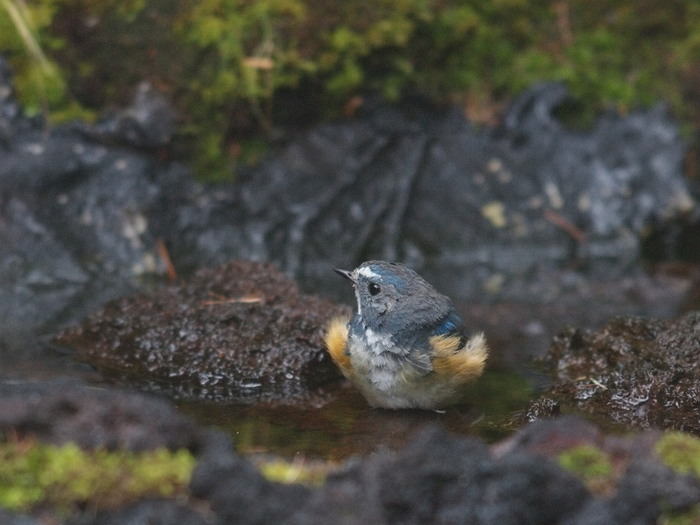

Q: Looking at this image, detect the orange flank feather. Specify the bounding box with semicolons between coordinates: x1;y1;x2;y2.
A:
325;316;352;376
430;332;488;380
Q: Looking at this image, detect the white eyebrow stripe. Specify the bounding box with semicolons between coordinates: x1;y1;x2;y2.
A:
357;266;381;279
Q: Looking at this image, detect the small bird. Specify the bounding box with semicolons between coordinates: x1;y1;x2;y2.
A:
325;260;488;409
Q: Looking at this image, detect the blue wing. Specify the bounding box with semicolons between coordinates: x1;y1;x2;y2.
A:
401;310;467;374
396;310;467;375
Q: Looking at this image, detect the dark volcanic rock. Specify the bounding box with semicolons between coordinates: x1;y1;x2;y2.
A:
526;311;700;433
55;260;348;403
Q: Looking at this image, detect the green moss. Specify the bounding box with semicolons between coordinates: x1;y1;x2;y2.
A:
558;445;615;494
4;0;700;179
656;432;700;478
0;440;195;515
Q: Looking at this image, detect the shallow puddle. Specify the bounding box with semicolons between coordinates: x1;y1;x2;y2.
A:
177;366;535;460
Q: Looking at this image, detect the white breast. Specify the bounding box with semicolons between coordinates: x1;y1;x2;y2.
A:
363;327;397;355
347;329;405;392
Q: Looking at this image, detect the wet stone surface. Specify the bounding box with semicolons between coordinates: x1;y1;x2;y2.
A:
55;260;349;404
526;311;700;433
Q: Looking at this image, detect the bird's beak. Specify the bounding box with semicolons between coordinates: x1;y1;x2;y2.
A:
334;268;356;283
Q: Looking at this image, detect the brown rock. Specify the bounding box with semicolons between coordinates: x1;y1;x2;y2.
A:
55;260;350;405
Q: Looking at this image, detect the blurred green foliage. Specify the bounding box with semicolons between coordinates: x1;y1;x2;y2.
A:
0;0;65;112
3;0;700;178
0;439;195;515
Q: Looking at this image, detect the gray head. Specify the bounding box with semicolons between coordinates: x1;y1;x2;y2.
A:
334;260;452;332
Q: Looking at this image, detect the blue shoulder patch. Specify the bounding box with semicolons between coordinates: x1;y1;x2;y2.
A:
432;311;464;337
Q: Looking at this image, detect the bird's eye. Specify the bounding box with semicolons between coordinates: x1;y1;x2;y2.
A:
368;282;381;296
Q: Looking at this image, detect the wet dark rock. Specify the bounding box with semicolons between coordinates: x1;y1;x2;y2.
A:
526;311;700;433
55;260;348;403
523;396;562;421
0;379;225;452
